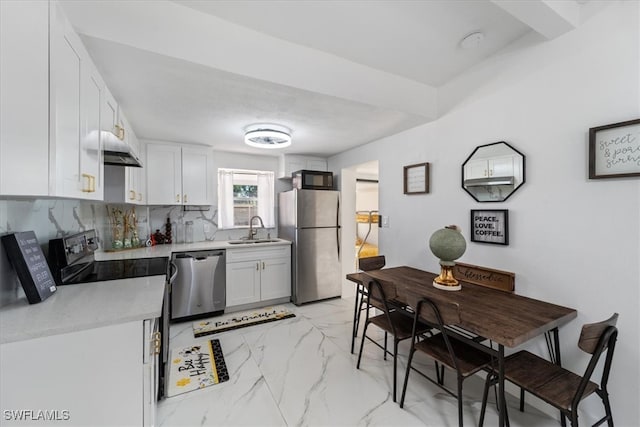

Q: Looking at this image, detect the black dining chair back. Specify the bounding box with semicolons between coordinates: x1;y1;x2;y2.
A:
351;255;386;353
400;295;494;427
480;313;619;427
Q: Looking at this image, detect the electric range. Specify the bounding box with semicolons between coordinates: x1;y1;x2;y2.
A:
48;230;168;285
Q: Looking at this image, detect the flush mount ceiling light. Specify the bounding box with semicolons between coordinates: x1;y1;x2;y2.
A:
244;124;292;149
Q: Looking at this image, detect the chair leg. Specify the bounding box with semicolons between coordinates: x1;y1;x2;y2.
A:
519;388;525;411
599;389;614;427
393;339;399;402
479;372;495;427
400;347;416;408
435;362;445;385
356;321;370;369
457;376;464;427
351;290;361;354
383;331;388;361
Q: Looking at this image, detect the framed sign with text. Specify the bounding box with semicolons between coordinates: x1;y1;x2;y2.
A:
403;162;429;194
589;118;640;179
470;209;509;245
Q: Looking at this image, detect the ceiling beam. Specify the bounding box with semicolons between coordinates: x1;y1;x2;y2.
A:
491;0;580;39
60;1;437;121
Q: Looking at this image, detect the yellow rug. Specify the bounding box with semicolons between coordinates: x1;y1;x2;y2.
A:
193;306;296;338
166;339;229;397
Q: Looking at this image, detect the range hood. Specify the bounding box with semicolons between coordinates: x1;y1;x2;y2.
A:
102;133;142;167
464;176;514;186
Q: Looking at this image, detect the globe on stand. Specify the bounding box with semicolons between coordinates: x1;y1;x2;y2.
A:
429;225;467;291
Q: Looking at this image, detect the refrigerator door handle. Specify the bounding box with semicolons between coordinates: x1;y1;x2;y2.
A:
336;196;340;257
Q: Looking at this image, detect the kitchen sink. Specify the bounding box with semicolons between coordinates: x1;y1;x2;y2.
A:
227;239;280;245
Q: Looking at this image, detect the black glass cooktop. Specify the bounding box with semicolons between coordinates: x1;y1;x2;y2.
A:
61;257;169;285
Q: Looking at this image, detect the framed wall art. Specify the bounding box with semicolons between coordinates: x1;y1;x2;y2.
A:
470;209;509;245
588;118;640;179
403;162;429;194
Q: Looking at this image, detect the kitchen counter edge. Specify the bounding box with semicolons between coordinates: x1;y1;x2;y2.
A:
0;275;166;345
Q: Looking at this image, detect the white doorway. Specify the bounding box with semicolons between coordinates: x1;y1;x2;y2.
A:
340;160;379;298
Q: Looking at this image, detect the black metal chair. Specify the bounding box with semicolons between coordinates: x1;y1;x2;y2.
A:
351;255;386;353
400;294;494;427
356;276;430;402
480;313;619;427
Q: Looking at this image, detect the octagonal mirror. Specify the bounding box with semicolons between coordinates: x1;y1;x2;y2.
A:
462;141;525;202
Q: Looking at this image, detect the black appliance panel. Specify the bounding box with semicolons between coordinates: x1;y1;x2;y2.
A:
61;257;169;284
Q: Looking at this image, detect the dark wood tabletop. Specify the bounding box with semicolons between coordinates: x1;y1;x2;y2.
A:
347;266;577;348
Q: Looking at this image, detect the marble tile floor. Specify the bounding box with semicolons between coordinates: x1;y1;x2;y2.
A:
158;297;559;426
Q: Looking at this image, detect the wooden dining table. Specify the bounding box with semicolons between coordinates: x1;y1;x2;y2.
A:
346;266;577;427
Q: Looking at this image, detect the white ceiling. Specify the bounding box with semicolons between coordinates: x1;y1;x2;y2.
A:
60;0;594;158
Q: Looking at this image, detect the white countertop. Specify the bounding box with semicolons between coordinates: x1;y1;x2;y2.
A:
0;275;166;345
1;239;291;345
95;238;291;261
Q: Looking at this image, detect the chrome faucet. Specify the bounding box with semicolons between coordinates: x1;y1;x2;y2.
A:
248;215;265;240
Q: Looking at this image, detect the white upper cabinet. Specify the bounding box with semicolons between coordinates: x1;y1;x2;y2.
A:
1;1;105;199
49;1;103;199
126;135;146;205
278;154;327;179
146;143;213;205
181;146;213;205
146;144;182;205
0;1;50;196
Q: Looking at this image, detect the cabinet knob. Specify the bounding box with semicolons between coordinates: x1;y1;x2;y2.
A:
129;190;136;200
183;194;188;203
262;261;266;270
176;194;180;203
256;262;259;271
138;193;143;202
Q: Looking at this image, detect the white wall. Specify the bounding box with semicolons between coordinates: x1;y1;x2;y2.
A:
330;2;639;425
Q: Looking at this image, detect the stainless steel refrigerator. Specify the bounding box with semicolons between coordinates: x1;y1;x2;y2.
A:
278;189;341;305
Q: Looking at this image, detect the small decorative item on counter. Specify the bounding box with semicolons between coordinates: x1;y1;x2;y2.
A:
153;229;166;245
107;206;124;249
165;217;173;244
185;221;194;243
130;207;140;247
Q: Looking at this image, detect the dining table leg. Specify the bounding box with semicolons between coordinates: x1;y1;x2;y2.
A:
498;344;506;427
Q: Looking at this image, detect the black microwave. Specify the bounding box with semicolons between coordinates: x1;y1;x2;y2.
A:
292;170;334;190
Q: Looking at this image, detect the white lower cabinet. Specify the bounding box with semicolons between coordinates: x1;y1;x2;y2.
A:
226;245;291;309
0;319;159;426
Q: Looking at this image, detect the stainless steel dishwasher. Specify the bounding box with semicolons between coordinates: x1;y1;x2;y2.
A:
170;250;225;321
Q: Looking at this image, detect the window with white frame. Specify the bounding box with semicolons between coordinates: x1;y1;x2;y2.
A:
218;168;275;229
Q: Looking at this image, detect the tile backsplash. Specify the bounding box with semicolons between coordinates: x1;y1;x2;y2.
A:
0;199;274;307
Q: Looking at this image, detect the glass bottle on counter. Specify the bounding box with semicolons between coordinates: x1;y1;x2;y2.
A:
185;221;194;243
